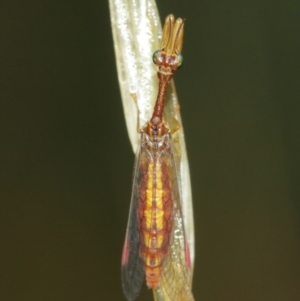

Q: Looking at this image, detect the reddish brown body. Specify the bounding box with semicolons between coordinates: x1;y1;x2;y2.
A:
121;14;194;301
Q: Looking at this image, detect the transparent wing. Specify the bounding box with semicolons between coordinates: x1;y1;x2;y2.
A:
121;147;144;301
165;82;195;272
159;212;194;301
158;139;194;301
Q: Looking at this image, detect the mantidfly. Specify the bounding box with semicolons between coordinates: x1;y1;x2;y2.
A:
121;15;195;301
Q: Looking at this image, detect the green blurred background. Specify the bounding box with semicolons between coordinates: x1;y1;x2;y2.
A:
1;1;299;300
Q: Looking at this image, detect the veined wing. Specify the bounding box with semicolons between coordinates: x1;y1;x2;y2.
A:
158;138;194;301
159;208;194;301
121;146;144;301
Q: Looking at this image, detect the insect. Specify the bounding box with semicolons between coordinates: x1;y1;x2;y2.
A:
121;15;194;301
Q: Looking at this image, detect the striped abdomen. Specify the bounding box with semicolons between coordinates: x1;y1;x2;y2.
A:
138;159;173;288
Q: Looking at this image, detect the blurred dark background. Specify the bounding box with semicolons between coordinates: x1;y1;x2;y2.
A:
0;1;299;300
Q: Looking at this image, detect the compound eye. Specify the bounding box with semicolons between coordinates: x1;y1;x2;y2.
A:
152;50;161;64
177;54;183;68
